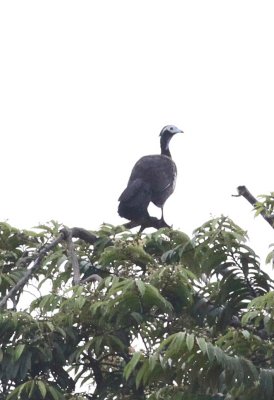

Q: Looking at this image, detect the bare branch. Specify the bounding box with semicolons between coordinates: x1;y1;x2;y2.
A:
63;227;81;285
233;185;274;229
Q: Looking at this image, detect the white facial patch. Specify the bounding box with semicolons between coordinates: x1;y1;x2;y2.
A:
166;125;182;134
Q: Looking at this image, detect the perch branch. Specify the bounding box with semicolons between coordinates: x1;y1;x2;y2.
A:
233;185;274;229
70;227;98;244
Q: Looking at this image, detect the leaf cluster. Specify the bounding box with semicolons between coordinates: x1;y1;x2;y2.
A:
0;217;274;399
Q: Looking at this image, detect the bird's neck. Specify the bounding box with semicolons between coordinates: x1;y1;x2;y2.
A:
160;137;172;158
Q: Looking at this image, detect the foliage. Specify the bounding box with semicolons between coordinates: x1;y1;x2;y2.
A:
254;192;274;219
254;193;274;265
0;214;273;399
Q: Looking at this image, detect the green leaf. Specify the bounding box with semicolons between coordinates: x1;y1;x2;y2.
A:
130;311;143;324
242;329;250;339
14;344;25;361
94;336;103;357
242;310;260;325
206;343;215;363
18;351;32;379
186;333;195;351
144;284;173;312
29;380;36;397
124;352;142;381
37;380;47;398
107;334;126;351
196;337;207;354
149;353;158;372
136;280;146;297
260;369;274;400
136;360;149;389
165;332;186;359
47;385;61;400
214;346;225;365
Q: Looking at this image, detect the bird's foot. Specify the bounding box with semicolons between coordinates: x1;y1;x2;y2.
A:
159;217;171;229
139;216;171;232
123;216;172;232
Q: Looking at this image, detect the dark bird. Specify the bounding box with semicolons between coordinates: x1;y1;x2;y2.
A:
118;125;183;228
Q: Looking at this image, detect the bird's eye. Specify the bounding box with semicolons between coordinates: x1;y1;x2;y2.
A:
170;127;174;130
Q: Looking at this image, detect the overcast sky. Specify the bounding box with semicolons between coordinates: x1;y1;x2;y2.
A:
0;1;273;265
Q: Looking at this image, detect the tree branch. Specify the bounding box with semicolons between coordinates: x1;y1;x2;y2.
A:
0;226;99;309
0;233;65;309
233;185;274;229
87;355;104;391
63;227;81;285
70;227;98;244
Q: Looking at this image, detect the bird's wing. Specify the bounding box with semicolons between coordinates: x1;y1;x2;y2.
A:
129;155;177;194
118;178;152;220
118;178;149;203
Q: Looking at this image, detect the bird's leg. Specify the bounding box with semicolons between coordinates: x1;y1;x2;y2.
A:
160;207;167;224
159;207;171;228
160;207;164;221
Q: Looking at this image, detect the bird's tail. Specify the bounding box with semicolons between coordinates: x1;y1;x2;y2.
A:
118;178;151;221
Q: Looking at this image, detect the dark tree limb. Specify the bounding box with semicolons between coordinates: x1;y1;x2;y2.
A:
87;355;104;392
233;185;274;229
70;227;98;244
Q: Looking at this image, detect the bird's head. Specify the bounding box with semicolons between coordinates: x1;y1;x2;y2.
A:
159;125;183;137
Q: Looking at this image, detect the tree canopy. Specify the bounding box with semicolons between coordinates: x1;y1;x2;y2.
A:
0;190;274;399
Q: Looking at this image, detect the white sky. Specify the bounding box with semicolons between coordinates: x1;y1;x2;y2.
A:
1;1;274;265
